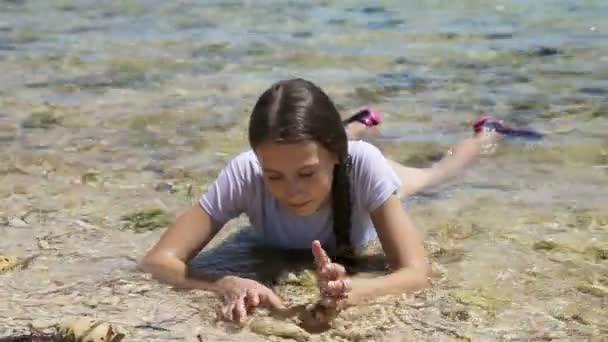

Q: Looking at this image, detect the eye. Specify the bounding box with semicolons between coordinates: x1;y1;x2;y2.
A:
299;171;315;178
266;174;282;181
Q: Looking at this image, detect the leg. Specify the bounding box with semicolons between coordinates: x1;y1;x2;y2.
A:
343;109;502;197
343;108;382;140
345;119;454;197
388;131;501;198
345;121;368;140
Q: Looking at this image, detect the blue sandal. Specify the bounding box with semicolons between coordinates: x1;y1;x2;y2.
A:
473;115;544;141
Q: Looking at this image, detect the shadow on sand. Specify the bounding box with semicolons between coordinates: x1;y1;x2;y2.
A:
187;228;389;286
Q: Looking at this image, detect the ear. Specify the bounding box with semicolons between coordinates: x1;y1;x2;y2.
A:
332;154;339;165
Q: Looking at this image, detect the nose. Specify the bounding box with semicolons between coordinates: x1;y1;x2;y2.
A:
285;177;304;198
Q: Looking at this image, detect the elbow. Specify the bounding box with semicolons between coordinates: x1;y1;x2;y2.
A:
416;262;433;290
138;250;192;289
137;251;173;282
389;260;433;294
137;254;154;274
137;252;160;276
399;261;433;292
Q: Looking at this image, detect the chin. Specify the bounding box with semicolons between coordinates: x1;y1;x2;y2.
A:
289;203;320;216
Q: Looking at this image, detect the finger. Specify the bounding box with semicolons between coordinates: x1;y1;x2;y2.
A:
319;296;336;308
260;289;285;310
328;279;350;292
312;240;330;270
215;305;224;322
246;288;260;310
329;263;346;276
320;263;346;280
341;278;352;293
321;278;352;298
321;286;341;298
222;302;235;321
234;296;247;323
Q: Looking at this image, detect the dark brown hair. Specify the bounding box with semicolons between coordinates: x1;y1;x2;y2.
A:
248;78;353;254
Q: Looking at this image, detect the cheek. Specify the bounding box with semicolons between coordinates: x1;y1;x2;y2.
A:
264;181;285;198
263;170;334;200
311;172;333;197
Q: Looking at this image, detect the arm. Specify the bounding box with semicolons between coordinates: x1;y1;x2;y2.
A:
140;204;286;322
345;194;431;305
138;204;222;291
140;151;251;291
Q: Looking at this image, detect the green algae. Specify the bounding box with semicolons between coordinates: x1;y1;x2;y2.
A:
530;238;607;263
0;124;17;142
516;143;608;166
121;209;172;232
21;108;61;129
583;245;608;262
431;247;466;264
285;53;392;70
551;303;593;325
14;27;48;44
80;171;100;185
127;113;171;131
576;282;608;297
276;270;318;295
435;222;482;241
191;42;230;57
533;240;560;252
296;270;318;289
450;289;510;314
249;317;310;342
441;307;471;322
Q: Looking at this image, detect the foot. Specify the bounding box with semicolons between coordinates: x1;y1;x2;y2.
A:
343;108;382;127
472;115;508;148
473;114;544;141
344;108;383;140
473;115;508;134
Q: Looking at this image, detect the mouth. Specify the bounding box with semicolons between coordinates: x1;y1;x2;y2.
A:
287;200;312;209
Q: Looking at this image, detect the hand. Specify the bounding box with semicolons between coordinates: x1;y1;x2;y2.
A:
312;240;351;309
216;276;285;324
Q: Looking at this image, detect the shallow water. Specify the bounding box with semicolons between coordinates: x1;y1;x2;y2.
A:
1;0;607;341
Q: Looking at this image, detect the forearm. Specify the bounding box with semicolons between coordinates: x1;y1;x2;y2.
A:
138;204;225;292
139;254;221;292
345;267;430;306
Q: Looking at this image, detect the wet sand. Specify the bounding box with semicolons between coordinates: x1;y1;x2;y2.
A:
1;1;607;341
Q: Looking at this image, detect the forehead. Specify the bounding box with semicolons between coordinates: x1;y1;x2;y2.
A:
254;141;334;170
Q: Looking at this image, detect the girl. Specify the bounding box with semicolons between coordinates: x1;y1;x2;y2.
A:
139;78;502;323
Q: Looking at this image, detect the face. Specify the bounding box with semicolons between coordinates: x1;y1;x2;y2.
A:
255;141;338;216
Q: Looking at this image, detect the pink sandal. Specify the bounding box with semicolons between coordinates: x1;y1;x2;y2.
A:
473;115;504;134
343;108;382;127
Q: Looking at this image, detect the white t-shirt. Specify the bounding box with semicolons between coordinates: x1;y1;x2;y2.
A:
199;140;402;253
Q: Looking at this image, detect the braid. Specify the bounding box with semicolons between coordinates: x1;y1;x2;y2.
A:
331;154;353;256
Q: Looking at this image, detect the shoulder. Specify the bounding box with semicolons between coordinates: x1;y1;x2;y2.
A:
216;149;263;186
347;140;402;211
199;149;262;225
227;149;261;173
347;140;393;180
347;140;388;168
348;139;382;153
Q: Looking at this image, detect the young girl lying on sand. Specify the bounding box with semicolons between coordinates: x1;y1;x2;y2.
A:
139;78;505;323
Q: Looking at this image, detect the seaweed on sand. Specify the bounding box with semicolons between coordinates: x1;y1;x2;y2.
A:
0;333;67;342
120;208;172;232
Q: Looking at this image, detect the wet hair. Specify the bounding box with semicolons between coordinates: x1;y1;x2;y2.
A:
248;78;353;255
